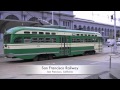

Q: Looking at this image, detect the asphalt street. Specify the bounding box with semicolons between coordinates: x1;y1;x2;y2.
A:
0;43;120;79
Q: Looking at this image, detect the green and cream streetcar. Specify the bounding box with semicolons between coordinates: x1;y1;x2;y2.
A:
3;25;103;61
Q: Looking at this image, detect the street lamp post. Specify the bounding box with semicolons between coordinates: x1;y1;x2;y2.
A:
102;30;106;44
113;11;117;53
102;31;104;44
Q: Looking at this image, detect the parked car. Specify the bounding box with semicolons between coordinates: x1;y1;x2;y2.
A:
106;39;115;47
117;41;120;46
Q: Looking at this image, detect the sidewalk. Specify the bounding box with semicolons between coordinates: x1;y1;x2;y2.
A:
103;45;120;54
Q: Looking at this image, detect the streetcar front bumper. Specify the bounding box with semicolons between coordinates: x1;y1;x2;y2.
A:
0;54;5;58
5;53;15;58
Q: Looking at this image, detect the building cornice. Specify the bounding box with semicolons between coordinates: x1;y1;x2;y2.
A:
39;11;75;17
74;18;120;28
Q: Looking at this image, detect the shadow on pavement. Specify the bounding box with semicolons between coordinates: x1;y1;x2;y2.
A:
5;54;99;63
7;59;33;63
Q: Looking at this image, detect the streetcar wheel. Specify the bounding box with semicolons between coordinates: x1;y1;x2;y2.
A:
89;51;93;55
38;56;43;61
91;51;95;55
93;51;95;54
48;55;53;60
86;52;88;55
83;52;86;56
33;56;39;61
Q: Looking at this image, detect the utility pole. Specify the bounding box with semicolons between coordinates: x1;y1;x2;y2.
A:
113;11;117;53
52;11;54;25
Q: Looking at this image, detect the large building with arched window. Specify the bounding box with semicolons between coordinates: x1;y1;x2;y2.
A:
0;11;120;43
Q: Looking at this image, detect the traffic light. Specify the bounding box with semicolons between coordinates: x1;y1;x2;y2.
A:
111;15;113;19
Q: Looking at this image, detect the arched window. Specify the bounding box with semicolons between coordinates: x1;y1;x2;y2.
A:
91;27;94;31
29;17;38;21
95;27;97;32
74;25;77;29
83;26;86;31
101;28;104;36
79;25;82;30
5;15;19;20
104;28;106;36
98;28;101;33
87;26;90;31
109;29;113;38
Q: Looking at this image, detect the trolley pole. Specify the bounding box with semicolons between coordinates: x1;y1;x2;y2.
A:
113;11;117;53
52;11;54;25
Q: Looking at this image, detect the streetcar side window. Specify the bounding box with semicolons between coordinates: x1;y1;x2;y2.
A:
85;39;87;42
39;32;44;34
4;34;11;43
24;37;31;43
45;32;50;35
51;38;56;42
24;31;30;34
85;34;87;36
32;32;37;34
51;33;56;35
45;38;51;42
80;39;83;42
77;39;80;42
92;39;94;42
32;37;38;43
14;37;23;43
88;39;91;42
39;38;44;42
72;38;77;42
94;39;97;42
72;38;74;42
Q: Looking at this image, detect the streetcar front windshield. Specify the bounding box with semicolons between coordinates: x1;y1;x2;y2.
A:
4;34;11;43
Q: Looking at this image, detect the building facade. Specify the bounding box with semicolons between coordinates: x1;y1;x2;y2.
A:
0;11;120;43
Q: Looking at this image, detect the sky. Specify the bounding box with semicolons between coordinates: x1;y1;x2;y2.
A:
73;11;120;26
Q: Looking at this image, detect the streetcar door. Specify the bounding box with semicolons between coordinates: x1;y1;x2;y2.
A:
98;37;102;52
60;36;70;56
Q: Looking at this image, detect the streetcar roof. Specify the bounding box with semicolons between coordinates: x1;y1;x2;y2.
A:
5;26;101;36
